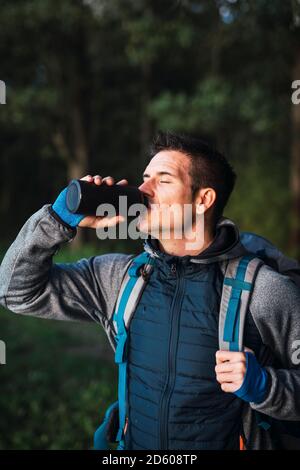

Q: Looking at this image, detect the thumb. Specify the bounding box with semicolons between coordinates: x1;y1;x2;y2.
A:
95;214;125;229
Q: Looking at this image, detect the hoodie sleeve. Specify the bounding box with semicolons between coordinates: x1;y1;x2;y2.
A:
0;205;134;334
248;264;300;420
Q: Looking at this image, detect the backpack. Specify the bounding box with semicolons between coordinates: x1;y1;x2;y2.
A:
93;232;300;450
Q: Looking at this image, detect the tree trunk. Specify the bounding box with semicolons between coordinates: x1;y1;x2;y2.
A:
52;107;89;251
290;46;300;260
140;63;152;170
68;102;90;250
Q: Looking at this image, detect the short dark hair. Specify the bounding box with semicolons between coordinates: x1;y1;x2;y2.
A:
149;130;237;227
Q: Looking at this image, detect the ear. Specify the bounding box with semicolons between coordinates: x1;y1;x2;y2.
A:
195;187;216;212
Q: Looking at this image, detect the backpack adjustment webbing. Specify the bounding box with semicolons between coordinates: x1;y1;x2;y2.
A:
112;252;155;448
219;255;264;352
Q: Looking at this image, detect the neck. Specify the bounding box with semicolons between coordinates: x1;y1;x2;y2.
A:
157;224;216;257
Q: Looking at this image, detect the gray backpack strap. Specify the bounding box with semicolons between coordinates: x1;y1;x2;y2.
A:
219;255;264;352
113;253;155;334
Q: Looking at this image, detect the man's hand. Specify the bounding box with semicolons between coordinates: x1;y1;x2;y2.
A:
52;174;128;228
215;349;269;404
78;174;128;229
215;350;248;393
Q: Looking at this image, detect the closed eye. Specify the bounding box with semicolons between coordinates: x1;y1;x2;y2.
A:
159;180;171;183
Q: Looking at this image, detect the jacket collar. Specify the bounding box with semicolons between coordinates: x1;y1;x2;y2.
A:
143;216;249;265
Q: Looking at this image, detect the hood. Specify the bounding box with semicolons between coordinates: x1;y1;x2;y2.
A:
143;216;249;265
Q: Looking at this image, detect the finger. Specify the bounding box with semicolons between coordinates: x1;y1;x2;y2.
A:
215;362;235;374
93;175;102;185
216;372;245;384
215;361;247;374
80;174;93;182
220;382;241;393
116;179;128;185
102;176;115;185
216;350;246;365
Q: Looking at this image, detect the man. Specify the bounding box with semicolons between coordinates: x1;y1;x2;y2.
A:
0;131;300;450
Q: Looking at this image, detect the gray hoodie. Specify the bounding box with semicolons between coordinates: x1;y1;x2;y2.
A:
0;204;300;449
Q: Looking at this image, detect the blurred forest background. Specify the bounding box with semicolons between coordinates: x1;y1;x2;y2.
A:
0;0;300;449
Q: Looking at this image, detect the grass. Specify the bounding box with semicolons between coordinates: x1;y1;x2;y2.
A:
0;245;120;450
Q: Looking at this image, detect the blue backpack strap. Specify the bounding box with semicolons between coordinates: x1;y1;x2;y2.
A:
219;255;264;352
112;252;155;449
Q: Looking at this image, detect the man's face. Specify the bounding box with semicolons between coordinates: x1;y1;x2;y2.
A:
137;150;195;238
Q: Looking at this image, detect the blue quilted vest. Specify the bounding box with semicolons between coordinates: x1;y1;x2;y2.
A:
124;253;262;450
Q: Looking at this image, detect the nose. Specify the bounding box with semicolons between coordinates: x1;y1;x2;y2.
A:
138;180;154;198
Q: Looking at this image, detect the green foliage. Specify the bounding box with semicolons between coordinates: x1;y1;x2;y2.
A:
237;85;278;134
225;154;291;252
0;0;298;251
149;77;232;133
124;13;195;66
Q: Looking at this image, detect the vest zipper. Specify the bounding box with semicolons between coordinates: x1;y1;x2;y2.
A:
159;261;185;450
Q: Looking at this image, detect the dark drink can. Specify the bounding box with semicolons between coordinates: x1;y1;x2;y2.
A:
66;179;148;215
